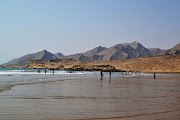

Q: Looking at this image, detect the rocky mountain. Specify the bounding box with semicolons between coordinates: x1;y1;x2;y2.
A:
165;43;180;55
83;46;107;57
148;48;165;56
3;42;180;66
65;41;153;61
4;50;58;65
65;42;179;62
65;46;107;61
54;52;64;58
148;43;180;56
97;41;152;61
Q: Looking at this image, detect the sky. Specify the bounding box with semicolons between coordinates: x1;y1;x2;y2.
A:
0;0;180;64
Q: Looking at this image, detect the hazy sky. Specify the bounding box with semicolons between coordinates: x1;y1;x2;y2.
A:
0;0;180;64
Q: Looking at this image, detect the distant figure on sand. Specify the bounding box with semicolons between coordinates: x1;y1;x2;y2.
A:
100;71;103;78
154;73;156;79
109;71;111;78
38;69;40;73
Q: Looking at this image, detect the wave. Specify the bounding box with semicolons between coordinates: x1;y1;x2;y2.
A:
0;70;94;76
9;70;25;72
0;79;63;93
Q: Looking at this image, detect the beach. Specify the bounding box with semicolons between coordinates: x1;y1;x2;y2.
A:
0;73;180;120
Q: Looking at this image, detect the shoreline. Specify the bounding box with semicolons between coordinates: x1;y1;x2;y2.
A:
2;66;180;74
0;71;180;94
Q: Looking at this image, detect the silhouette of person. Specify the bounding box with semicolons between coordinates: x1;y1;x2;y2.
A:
52;69;55;75
100;71;103;78
109;71;111;78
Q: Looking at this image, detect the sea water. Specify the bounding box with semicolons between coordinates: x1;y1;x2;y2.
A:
0;68;98;92
0;68;120;92
0;68;152;93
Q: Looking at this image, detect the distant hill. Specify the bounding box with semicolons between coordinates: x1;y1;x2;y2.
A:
148;48;166;56
109;55;180;73
165;43;180;55
54;52;64;58
4;50;57;66
66;41;156;61
65;46;107;61
3;42;180;66
97;41;152;61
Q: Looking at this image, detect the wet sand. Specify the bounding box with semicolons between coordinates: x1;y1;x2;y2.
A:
0;74;180;120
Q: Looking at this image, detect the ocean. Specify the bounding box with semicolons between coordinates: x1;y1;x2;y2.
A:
0;68;130;93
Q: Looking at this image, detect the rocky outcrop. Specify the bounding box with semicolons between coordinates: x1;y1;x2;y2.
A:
65;64;117;72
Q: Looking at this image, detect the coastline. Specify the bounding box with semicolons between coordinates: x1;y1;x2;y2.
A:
0;74;179;120
3;54;179;73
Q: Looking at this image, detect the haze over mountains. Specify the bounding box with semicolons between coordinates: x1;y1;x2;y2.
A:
3;41;180;66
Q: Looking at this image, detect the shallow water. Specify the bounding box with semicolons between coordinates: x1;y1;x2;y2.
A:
0;68;100;92
0;68;135;93
0;73;180;120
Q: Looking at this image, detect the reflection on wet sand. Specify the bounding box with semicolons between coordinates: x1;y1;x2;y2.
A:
0;75;180;120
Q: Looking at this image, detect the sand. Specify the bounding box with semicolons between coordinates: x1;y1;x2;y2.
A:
0;74;180;120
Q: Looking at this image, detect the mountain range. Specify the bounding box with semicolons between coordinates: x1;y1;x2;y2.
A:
3;41;180;66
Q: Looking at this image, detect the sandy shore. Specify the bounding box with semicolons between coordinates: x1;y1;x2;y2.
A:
0;74;180;120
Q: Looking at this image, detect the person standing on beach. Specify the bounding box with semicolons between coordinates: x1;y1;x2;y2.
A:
154;73;156;79
109;71;111;78
100;71;103;78
53;69;55;75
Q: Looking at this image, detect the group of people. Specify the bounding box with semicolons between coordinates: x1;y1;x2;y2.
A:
100;71;111;78
37;69;156;79
38;69;47;73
